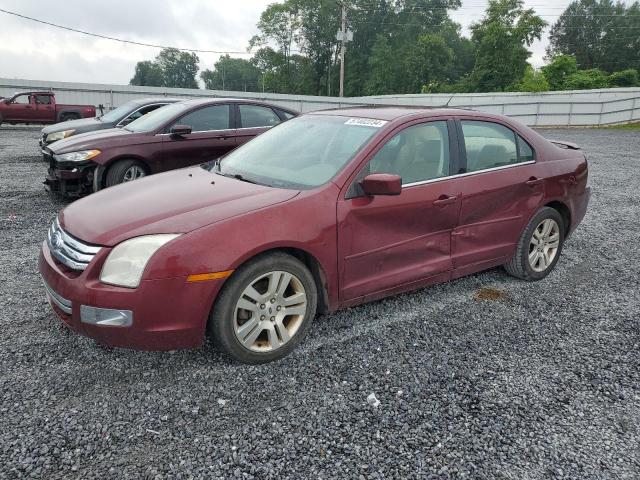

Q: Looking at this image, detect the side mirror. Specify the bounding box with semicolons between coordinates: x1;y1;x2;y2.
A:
170;124;192;137
360;173;402;196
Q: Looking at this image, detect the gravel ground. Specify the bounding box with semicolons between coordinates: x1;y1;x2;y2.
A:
0;125;638;479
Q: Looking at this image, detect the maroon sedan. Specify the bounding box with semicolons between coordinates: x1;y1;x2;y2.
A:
43;98;297;197
39;107;590;363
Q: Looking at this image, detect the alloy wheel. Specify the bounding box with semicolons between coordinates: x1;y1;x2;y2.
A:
233;270;307;352
528;218;560;272
123;165;146;182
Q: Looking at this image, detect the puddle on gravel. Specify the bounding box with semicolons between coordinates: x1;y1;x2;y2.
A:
473;287;510;302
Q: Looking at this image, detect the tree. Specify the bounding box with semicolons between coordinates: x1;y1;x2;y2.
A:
541;55;578;90
563;68;609;89
608;69;640;87
130;60;164;87
547;0;640;73
201;55;262;91
363;35;399;95
467;0;546;92
156;48;199;89
409;34;453;93
510;65;550;92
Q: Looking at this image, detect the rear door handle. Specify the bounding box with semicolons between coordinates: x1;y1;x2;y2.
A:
433;195;458;207
525;177;544;187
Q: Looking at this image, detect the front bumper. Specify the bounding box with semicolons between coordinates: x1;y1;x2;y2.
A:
39;241;223;350
42;149;95;197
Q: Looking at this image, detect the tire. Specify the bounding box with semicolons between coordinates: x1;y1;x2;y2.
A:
208;252;318;364
0;114;3;127
504;206;565;281
60;113;80;122
104;159;147;188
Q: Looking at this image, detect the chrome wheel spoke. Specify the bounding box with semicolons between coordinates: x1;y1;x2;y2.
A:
239;320;263;347
283;291;306;307
237;298;258;312
237;316;260;339
529;249;539;264
285;305;306;317
243;285;264;304
274;320;290;344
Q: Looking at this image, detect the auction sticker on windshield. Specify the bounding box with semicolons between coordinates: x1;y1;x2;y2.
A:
344;118;388;128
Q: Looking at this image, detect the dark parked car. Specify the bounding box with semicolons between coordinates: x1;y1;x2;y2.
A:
40;97;181;147
0;91;95;126
43;98;298;197
39;107;590;363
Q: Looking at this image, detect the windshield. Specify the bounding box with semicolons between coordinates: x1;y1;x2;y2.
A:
125;102;189;133
209;115;384;189
99;101;139;123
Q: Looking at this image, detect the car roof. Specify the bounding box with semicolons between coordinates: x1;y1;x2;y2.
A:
177;97;298;113
130;97;182;105
12;91;52;96
309;105;481;121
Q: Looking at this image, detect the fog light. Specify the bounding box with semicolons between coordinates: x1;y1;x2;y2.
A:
80;305;133;327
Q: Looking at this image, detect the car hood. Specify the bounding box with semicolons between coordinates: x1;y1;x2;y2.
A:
59;166;300;246
41;117;102;135
48;127;146;153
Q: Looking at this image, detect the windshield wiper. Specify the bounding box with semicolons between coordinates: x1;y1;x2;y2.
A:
231;173;257;184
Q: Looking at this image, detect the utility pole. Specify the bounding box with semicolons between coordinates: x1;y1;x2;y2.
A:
339;1;347;98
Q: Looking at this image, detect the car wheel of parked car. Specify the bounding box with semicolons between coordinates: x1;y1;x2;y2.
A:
504;206;565;281
105;159;147;188
208;252;318;364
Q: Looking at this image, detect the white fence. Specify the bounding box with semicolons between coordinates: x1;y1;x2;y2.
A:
1;77;639;127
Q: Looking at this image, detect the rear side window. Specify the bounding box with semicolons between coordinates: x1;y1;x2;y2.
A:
366;121;450;185
461;121;522;172
517;135;535;162
35;95;52;105
175;105;230;132
239;104;282;128
125;104;165;123
276;109;296;120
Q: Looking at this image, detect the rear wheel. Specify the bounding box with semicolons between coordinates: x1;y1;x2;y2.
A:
60;113;80;122
105;159;147;188
208;252;318;364
504;207;565;281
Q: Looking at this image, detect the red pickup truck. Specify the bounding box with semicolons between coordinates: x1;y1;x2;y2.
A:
0;91;96;126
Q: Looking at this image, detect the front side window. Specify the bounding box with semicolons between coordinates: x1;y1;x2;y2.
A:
212;115;382;189
174;105;230;132
11;94;30;104
461;121;526;172
366;121;450;185
239;104;282;128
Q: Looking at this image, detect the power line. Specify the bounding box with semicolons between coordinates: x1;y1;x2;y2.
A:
0;8;253;55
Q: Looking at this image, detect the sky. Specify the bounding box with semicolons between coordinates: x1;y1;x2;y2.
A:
0;0;573;86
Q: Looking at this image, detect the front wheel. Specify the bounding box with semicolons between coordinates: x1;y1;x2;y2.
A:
208;253;318;364
104;159;147;188
504;207;565;281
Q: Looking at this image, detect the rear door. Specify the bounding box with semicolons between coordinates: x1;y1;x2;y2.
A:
235;104;285;147
33;94;56;122
451;118;544;275
337;119;461;302
161;104;236;171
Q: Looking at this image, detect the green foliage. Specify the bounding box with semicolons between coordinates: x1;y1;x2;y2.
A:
563;69;610;89
541;55;578;90
548;0;640;73
200;55;262;91
129;61;163;87
467;0;546;92
130;48;199;89
608;69;640;87
510;66;550;92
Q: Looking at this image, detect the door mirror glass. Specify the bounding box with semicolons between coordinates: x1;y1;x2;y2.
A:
360;173;402;196
170;124;192;136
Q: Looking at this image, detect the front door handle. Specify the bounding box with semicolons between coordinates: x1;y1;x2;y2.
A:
525;177;544;187
433;195;458;207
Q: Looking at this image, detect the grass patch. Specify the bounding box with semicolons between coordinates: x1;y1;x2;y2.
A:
600;123;640;130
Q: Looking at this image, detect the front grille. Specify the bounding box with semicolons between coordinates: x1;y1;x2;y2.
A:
47;218;101;271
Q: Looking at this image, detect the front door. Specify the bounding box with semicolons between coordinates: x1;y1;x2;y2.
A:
161;104;237;171
4;93;33;121
451;118;545;273
337;120;461;301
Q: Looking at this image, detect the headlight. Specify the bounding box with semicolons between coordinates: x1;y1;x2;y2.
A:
46;129;75;142
100;234;181;288
55;150;101;162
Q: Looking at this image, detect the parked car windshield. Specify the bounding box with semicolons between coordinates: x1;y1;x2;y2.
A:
99;101;139;123
211;115;384;189
125;102;189;133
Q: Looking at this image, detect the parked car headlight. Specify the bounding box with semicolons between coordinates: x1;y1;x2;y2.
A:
100;234;181;288
46;129;75;142
55;150;101;162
